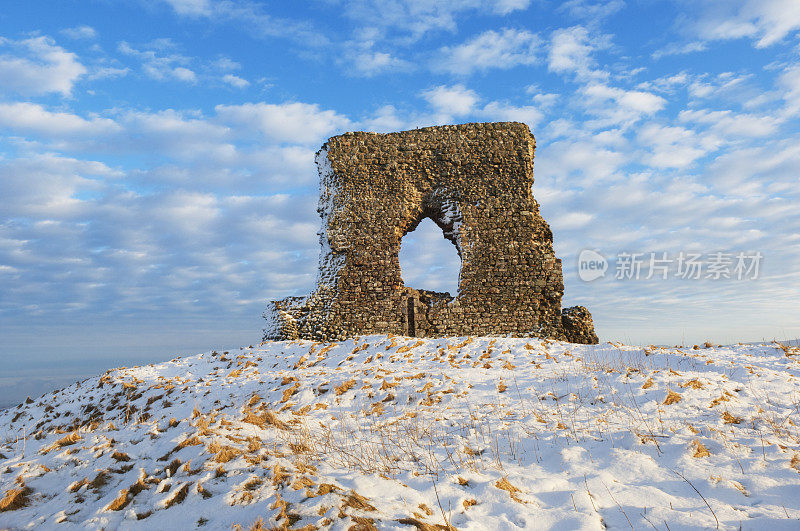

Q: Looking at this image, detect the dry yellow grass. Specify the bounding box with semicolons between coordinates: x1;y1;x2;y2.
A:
791;454;800;473
89;470;111;492
417;503;433;516
681;379;705;390
105;489;131;511
343;490;377;512
722;411;743;424
176;435;202;450
663;390;682;405
242;408;289;430
166;458;182;476
396;516;455;530
710;392;732;408
158;435;201;462
0;484;31;512
111;450;131;462
317;483;340;495
211;445;242;463
281;382;300;402
233;517;266;531
731;480;749;496
272;464;290;486
641;378;654;389
68;478;89;493
42;431;81;454
692;439;711;458
334;379;357;396
197;483;212;499
379;379;399;390
495;477;524;503
163;483;190;508
396;340;424;353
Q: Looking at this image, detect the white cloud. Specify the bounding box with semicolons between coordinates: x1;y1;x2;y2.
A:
547;26;608;80
121;109;234;161
0;104;236;165
636;123;718;169
707;139;800;196
558;0;624;21
360;105;408;133
157;0;324;44
779;64;800;115
552;211;595;229
172;66;197;82
536;137;627;185
0;153;119;219
480;101;544;129
89;66;130;80
636;72;691;94
350;50;412;77
492;0;532;15
687;72;751;101
212;57;241;71
580;83;666;127
651;41;707;59
433;28;540;75
584;84;665;114
339;0;532;43
215;102;351;144
161;0;212;16
0;102;120;137
118;41;197;83
0;99;352;174
0;150;322;323
690;0;800;48
419;84;479;118
0;36;86;96
222;73;249;88
60;26;98;40
678;109;781;138
525;85;561;108
337;27;414;77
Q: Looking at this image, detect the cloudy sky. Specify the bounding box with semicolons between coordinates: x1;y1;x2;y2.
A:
1;0;800;403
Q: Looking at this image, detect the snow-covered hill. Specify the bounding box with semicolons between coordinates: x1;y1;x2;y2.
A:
1;336;799;529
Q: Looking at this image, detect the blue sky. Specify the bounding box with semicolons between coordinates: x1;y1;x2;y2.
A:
1;0;800;404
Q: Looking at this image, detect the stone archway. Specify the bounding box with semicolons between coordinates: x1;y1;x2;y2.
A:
264;122;598;344
397;198;462;337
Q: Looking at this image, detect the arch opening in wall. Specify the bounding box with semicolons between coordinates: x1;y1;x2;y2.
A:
398;216;461;297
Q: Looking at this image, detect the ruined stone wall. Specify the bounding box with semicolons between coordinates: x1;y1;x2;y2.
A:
264;122;598;344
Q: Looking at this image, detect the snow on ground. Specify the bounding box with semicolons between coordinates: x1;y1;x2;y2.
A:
0;336;799;530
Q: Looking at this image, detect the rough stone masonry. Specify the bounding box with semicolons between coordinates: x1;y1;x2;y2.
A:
264;122;598;344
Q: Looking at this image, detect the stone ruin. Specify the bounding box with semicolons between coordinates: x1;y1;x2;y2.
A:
264;122;598;344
